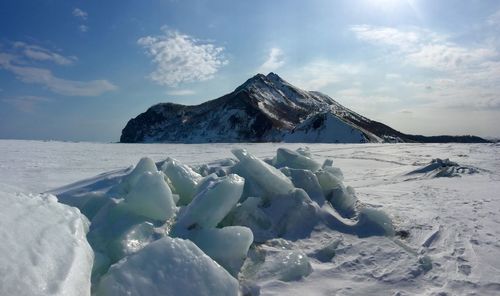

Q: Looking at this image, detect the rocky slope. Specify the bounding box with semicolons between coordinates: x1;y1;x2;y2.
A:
120;73;489;143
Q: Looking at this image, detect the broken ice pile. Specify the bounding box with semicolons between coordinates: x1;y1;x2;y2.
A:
405;158;480;178
53;147;395;295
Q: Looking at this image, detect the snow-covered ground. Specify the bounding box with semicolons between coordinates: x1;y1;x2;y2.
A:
1;140;499;295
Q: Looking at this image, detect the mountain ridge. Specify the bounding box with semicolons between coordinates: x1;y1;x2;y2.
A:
120;73;489;144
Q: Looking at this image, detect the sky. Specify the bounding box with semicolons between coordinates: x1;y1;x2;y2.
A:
0;0;499;142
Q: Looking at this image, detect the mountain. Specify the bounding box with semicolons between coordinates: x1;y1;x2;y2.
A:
120;73;489;144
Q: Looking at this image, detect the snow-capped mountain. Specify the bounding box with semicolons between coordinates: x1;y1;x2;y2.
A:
120;73;488;143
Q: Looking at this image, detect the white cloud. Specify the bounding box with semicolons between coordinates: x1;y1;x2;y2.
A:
13;42;77;65
385;73;401;79
350;25;425;51
285;60;363;90
138;29;228;87
79;25;89;32
73;8;89;32
350;24;500;111
350;24;497;72
334;92;401;118
405;44;496;71
166;89;196;96
487;9;500;26
0;51;117;97
2;95;51;113
258;47;284;73
336;88;363;97
72;8;88;20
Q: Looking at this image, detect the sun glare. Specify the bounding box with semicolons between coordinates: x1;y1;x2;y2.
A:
366;0;405;10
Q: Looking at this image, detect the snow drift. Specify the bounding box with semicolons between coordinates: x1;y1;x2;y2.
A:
0;192;93;296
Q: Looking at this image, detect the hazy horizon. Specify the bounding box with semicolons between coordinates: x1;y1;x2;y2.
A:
1;0;500;142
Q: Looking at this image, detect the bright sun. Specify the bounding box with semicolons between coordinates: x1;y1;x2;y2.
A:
368;0;404;7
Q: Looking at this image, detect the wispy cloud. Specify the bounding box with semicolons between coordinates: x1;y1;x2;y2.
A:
286;60;363;90
73;8;89;32
13;42;77;65
350;25;429;51
258;47;284;73
72;8;88;20
350;24;497;72
336;88;363;97
4;63;116;96
166;89;196;96
138;28;228;87
487;9;500;26
78;25;89;32
385;73;401;80
0;46;117;97
350;24;500;111
2;95;52;113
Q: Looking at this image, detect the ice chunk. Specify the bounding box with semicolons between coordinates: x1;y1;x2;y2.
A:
231;148;294;199
322;159;334;168
193;173;219;196
268;189;320;239
315;169;356;217
229;196;273;242
296;147;312;158
79;192;111;220
121;157;157;192
356;207;395;237
87;199;146;263
0;193;93;296
418;255;433;272
161;158;202;205
313;239;342;262
273;148;321;172
172;193;180;204
286;168;325;206
318;160;344;181
315;170;343;196
230;189;319;241
221;158;238;166
174;174;244;232
197;164;211;176
324;166;344;180
97;237;239;296
326;185;358;218
188;226;254;275
106;222;157;264
124;171;176;221
244;249;312;282
405;158;479;178
92;251;111;284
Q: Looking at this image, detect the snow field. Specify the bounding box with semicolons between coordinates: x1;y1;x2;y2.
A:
1;141;499;295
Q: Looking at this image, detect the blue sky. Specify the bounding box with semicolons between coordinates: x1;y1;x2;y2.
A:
1;0;499;141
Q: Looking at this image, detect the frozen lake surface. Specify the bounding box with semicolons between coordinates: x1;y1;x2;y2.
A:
1;140;499;295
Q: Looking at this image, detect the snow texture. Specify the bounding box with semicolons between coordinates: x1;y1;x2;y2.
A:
284;112;372;143
0;192;93;296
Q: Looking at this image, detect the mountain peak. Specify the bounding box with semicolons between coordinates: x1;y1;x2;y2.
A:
266;72;284;81
235;73;269;92
120;72;490;144
235;72;288;93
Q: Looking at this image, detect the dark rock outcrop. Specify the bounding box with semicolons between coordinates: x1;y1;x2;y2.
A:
120;73;489;144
